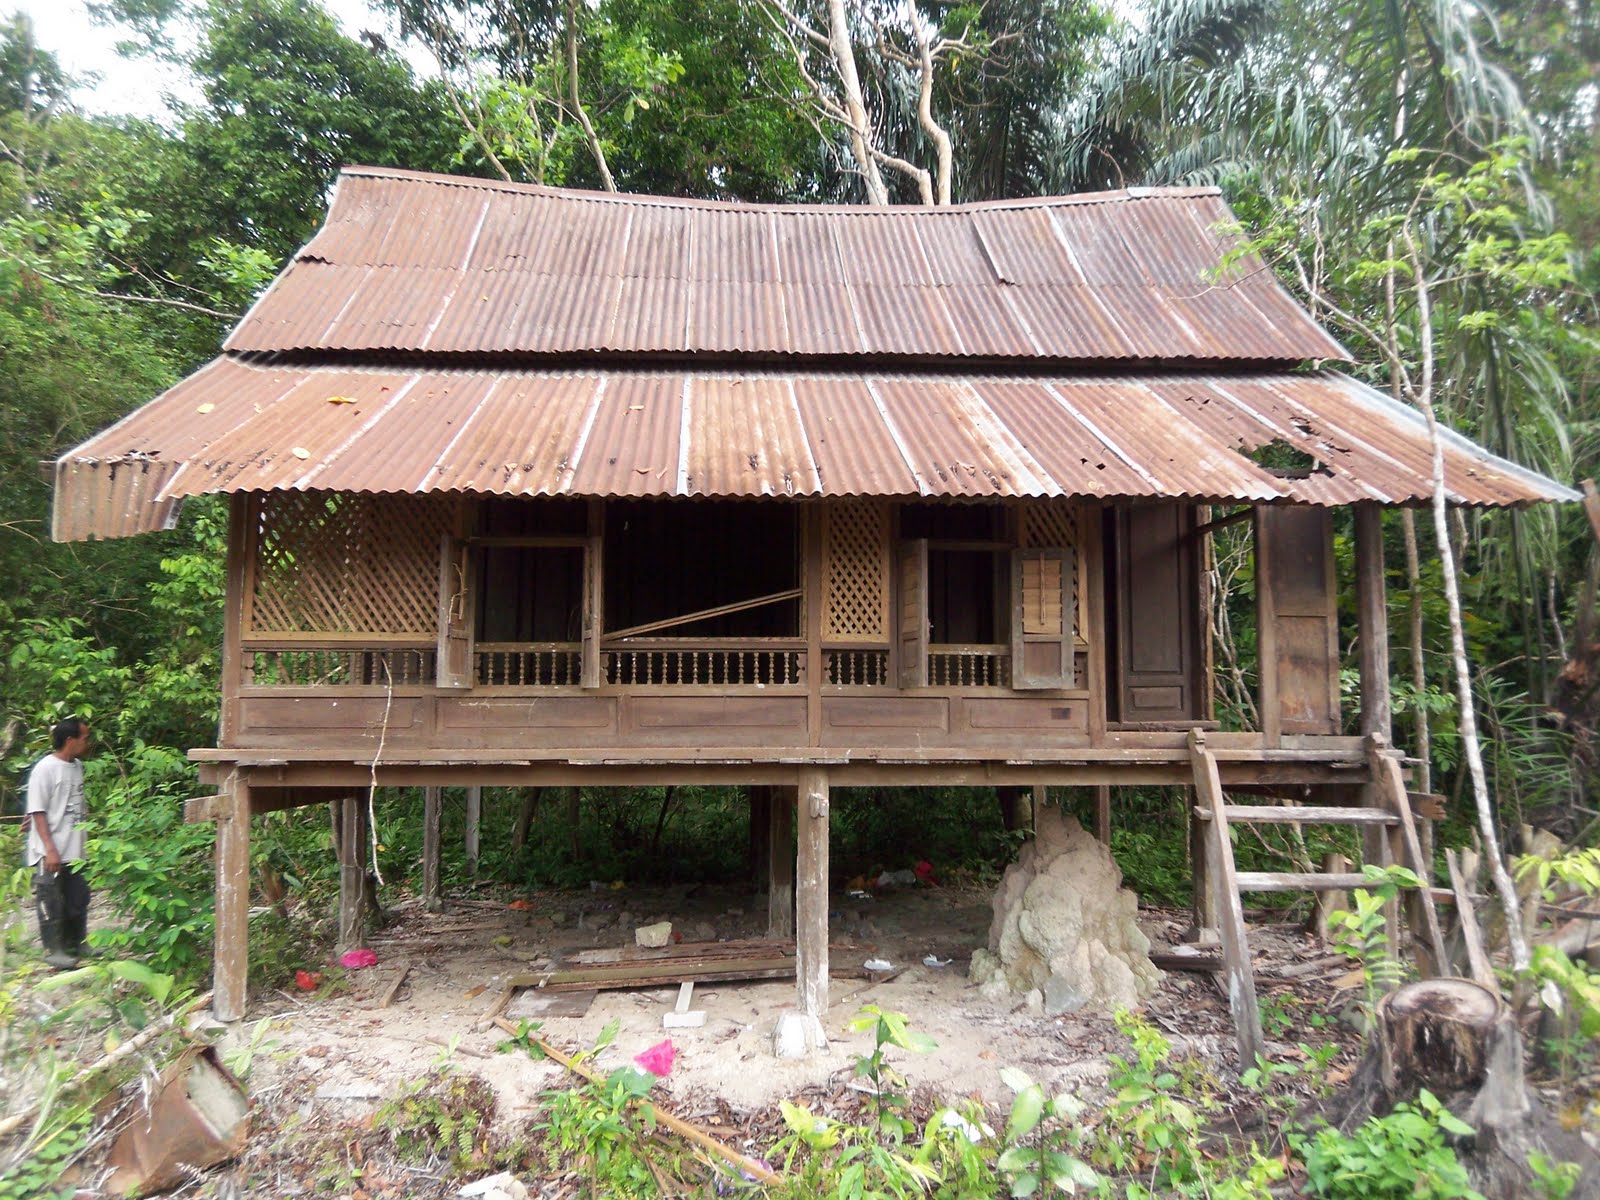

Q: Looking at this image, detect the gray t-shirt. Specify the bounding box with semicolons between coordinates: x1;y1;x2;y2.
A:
25;753;87;867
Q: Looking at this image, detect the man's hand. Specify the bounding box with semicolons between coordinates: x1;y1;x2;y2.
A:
43;848;62;874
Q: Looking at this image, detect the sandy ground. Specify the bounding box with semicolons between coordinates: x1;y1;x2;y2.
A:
212;880;1340;1126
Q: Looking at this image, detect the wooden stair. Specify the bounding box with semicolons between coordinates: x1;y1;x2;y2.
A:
1188;729;1450;1070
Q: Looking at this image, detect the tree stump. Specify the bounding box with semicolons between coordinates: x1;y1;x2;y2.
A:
1377;979;1502;1098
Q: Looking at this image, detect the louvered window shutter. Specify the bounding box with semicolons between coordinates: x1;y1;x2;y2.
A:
1011;546;1074;689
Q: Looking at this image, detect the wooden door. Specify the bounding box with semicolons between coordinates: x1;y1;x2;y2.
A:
1114;503;1202;722
1256;506;1339;737
896;538;928;687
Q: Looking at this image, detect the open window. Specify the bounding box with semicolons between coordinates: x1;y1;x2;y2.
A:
603;500;802;685
897;504;1012;688
445;497;595;687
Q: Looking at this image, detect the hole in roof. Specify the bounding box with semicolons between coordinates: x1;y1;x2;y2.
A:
1239;438;1327;479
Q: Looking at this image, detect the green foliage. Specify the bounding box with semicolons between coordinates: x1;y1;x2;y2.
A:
82;745;217;983
994;1066;1100;1197
375;1065;503;1174
1327;865;1421;1024
848;1005;938;1139
0;1099;91;1200
1297;1090;1483;1200
1525;1150;1582;1200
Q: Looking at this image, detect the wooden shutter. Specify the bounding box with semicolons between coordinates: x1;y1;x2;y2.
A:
896;538;928;688
1011;547;1075;689
1256;506;1339;737
436;534;476;689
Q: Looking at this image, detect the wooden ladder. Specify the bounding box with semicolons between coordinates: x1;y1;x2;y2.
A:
1187;729;1450;1069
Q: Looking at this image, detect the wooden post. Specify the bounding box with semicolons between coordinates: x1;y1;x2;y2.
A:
219;495;251;744
768;785;795;938
213;771;251;1022
1188;786;1218;943
422;786;442;913
337;796;368;951
1254;509;1281;746
1355;503;1392;742
795;768;830;1042
1354;503;1392;867
1094;784;1111;845
464;785;482;876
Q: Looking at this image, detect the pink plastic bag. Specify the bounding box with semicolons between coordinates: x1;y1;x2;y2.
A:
633;1039;675;1077
340;948;379;969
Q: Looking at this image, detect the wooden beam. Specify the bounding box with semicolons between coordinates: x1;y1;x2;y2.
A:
422;786;442;914
213;773;251;1022
1354;504;1392;740
795;767;830;1044
184;794;223;824
1189;730;1262;1070
768;786;795;938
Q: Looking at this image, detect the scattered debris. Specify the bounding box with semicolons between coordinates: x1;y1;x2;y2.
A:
104;1046;250;1198
663;980;706;1028
458;1170;529;1199
636;920;673;948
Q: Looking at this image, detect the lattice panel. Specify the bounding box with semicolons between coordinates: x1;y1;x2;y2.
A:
1022;500;1085;642
1022;499;1080;550
249;491;453;635
823;500;890;643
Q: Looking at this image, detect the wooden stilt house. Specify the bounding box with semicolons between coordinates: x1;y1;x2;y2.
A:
52;168;1574;1058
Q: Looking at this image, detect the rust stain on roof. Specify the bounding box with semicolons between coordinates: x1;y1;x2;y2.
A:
226;167;1349;364
53;360;1575;540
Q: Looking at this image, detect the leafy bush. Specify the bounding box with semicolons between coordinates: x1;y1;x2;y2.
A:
1297;1090;1482;1200
83;744;215;983
375;1067;502;1173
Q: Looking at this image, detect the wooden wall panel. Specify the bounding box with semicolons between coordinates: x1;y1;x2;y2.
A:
437;696;617;732
626;696;808;731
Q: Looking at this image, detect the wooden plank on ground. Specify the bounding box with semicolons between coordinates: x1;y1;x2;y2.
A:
1447;849;1496;989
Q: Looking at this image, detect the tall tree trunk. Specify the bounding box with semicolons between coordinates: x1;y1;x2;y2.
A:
1406;229;1529;972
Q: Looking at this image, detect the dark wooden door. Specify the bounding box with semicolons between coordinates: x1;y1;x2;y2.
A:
1112;503;1202;722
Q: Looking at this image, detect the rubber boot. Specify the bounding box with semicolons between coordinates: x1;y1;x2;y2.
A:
65;901;97;959
34;873;79;970
39;917;79;970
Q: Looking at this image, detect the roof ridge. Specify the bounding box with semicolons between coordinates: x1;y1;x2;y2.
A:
336;165;1223;214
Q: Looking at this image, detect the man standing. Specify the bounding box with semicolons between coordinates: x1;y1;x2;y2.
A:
26;716;93;969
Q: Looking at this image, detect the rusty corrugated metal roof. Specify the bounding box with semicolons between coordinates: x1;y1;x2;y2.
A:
224;168;1349;363
52;360;1575;540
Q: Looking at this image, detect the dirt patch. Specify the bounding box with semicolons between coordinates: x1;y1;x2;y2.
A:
218;881;1361;1122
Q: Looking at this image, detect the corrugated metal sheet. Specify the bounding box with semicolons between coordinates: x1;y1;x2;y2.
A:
53;360;1576;540
224;167;1350;363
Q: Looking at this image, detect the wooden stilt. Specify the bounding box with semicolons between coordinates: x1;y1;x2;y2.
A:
213;772;251;1022
1189;784;1218;943
795;769;829;1042
464;785;482;875
768;785;795;938
422;786;442;913
1189;730;1262;1070
338;796;369;951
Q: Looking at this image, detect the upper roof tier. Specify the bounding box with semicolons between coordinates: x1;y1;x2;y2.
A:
225;167;1351;365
